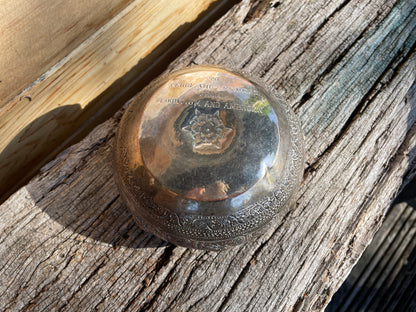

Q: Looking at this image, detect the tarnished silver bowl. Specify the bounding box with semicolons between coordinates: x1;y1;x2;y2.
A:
113;65;304;250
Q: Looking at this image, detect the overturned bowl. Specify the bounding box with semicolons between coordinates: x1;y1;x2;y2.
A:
113;65;304;250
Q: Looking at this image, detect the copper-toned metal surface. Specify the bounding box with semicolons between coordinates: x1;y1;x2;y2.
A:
113;65;304;250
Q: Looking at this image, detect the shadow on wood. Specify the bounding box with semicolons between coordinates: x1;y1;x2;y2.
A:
0;105;82;198
0;104;165;248
326;176;416;311
404;79;416;184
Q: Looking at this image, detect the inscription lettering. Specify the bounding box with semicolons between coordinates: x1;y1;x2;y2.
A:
197;83;212;89
159;97;263;113
170;81;193;88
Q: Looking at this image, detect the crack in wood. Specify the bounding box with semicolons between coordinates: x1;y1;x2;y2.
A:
167;252;208;311
56;256;108;312
125;245;176;312
0;222;76;298
19;244;82;312
259;26;307;79
243;0;278;23
307;0;352;46
217;258;252;312
292;295;305;312
216;214;290;312
93;252;146;311
303;34;416;179
259;0;368;82
75;194;120;237
37;133;115;200
293;9;383;112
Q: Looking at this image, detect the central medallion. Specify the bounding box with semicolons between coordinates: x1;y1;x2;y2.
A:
182;109;232;154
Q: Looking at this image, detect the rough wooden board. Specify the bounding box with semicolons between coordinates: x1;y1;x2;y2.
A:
0;0;223;202
327;179;416;311
0;0;133;106
1;0;416;312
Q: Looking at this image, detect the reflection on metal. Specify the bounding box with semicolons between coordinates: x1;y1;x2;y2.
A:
113;65;304;250
182;109;232;153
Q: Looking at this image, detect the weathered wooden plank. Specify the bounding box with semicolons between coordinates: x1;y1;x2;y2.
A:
327;180;416;312
1;0;416;311
0;0;133;106
0;0;227;202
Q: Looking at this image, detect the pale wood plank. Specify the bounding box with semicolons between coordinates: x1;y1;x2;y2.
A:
0;0;133;106
1;0;416;311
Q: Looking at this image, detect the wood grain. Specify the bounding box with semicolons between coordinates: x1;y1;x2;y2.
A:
0;0;223;202
0;0;133;106
1;0;416;311
327;180;416;311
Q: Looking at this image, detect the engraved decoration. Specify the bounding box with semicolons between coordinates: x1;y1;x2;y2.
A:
182;109;232;152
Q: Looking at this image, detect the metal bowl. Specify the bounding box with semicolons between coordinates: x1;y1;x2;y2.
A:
113;65;304;250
